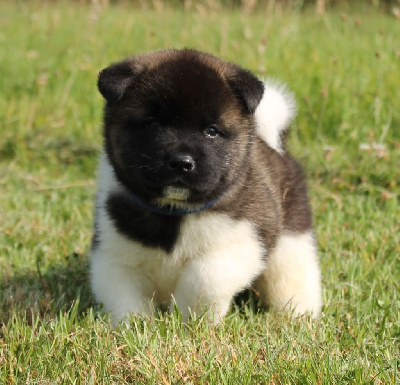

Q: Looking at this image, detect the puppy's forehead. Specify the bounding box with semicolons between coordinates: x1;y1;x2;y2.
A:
152;52;225;85
136;49;228;79
131;51;237;121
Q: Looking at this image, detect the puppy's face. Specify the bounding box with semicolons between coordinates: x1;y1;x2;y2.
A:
99;49;264;208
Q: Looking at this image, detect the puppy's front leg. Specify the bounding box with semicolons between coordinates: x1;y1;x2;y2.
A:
91;252;155;326
172;241;265;324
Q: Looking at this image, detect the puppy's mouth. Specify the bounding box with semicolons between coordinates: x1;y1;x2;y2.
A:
162;186;191;201
154;185;191;209
138;174;224;209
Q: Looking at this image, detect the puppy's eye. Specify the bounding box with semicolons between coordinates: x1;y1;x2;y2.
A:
204;125;220;138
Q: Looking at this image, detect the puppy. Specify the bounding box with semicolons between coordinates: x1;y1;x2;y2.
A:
90;49;322;325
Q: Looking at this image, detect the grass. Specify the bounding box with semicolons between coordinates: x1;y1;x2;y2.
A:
1;1;399;383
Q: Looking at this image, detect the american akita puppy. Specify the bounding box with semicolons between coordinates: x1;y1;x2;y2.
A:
90;49;322;325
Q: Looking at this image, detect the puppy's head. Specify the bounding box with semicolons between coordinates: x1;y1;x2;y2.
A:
98;49;264;209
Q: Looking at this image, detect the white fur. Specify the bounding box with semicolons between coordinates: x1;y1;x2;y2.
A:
171;216;266;323
155;186;191;208
255;231;322;318
255;80;296;153
90;155;266;325
162;186;190;201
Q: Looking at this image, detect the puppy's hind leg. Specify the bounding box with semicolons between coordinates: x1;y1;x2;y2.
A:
255;231;322;318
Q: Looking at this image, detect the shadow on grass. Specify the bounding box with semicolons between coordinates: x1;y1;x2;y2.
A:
0;252;96;326
233;289;269;317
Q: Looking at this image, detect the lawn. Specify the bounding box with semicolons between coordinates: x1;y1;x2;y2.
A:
0;1;399;383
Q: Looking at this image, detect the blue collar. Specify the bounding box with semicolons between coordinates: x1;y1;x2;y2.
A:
130;192;222;216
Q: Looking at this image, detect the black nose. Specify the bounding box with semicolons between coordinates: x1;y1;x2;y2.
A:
167;154;196;172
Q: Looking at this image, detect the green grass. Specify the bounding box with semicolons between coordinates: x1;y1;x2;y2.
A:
1;1;399;383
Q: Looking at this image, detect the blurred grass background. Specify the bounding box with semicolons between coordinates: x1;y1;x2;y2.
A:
0;0;399;383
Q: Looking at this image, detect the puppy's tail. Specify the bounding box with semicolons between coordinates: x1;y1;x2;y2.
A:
254;80;296;154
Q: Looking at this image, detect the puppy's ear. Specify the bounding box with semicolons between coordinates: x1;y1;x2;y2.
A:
97;60;136;103
227;67;265;113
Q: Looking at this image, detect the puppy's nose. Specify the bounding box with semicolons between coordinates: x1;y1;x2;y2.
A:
168;154;196;172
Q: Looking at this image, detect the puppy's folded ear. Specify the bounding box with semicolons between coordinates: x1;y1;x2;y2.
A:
97;60;136;103
227;67;265;113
